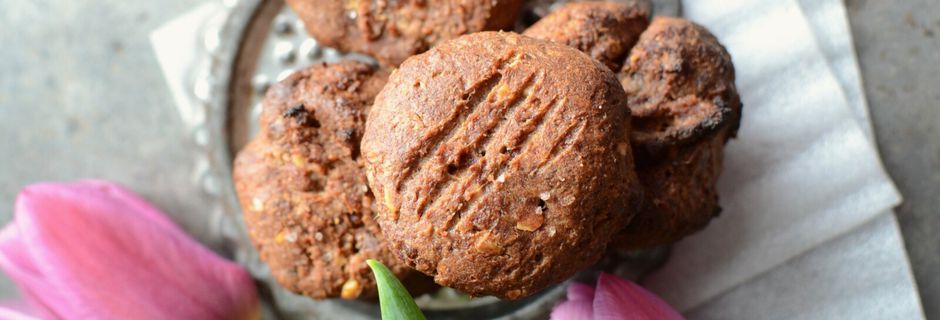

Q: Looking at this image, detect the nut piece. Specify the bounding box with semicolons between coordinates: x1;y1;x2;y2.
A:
523;1;651;71
340;279;361;300
362;32;642;299
612;17;742;250
286;0;527;66
233;61;412;299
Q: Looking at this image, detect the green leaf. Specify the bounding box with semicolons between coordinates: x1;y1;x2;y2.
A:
367;259;427;320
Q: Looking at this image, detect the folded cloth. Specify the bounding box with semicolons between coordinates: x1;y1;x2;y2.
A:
643;0;901;311
680;0;924;317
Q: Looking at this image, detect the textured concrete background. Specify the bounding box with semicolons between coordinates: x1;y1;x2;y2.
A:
0;0;936;317
845;0;940;316
0;0;208;298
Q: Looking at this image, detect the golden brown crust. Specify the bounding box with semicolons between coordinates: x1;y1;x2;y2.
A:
614;128;730;249
523;1;650;71
362;32;642;299
619;17;741;154
233;61;411;299
286;0;527;67
612;17;742;249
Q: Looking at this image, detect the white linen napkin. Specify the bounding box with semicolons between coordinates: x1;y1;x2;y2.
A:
643;0;902;311
798;0;875;139
683;0;924;317
688;214;923;319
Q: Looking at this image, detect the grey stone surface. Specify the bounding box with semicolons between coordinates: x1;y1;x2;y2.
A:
845;0;940;318
0;0;936;317
0;0;209;298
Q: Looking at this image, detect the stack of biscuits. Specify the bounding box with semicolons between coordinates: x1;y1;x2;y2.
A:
234;0;741;301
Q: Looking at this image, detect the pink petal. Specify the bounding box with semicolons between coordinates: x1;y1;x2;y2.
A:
552;298;594;320
593;273;684;320
567;282;596;302
0;225;63;320
551;283;596;320
0;300;40;320
6;180;259;320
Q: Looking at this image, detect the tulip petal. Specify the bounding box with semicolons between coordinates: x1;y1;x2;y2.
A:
594;273;684;320
0;300;40;320
0;225;63;319
567;282;596;302
9;181;258;320
552;298;594;320
551;283;596;320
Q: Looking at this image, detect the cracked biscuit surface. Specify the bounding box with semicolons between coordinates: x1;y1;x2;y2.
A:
612;17;742;250
523;1;651;71
233;61;412;300
361;32;643;299
286;0;526;66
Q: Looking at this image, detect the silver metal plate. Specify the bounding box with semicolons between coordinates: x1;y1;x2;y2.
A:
194;0;679;318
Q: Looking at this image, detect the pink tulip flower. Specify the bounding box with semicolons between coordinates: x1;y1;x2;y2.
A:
0;180;259;319
551;273;684;320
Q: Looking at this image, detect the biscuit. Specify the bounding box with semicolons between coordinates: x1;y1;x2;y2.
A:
287;0;527;66
612;17;742;249
523;1;650;71
361;32;643;299
233;61;411;299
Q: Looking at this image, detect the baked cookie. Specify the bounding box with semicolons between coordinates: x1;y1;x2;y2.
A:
523;1;651;71
361;32;643;299
286;0;527;66
612;17;742;249
233;61;411;299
